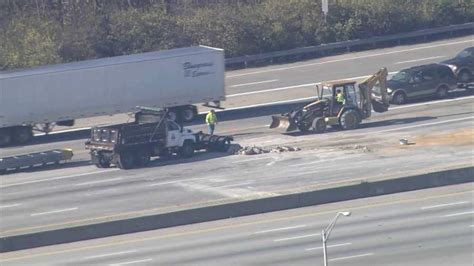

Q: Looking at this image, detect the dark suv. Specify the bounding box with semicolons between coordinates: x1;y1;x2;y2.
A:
441;47;474;84
387;64;457;105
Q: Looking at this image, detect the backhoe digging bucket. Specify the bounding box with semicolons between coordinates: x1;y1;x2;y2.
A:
270;115;297;132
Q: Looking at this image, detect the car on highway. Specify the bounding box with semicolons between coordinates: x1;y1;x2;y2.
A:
441;47;474;84
387;64;457;105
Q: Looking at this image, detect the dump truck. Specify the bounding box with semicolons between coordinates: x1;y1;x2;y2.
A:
0;45;225;147
85;107;233;169
270;68;390;133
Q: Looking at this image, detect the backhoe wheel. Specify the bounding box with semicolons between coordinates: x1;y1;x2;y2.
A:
392;92;407;105
340;110;360;130
117;151;135;170
134;149;151;167
311;117;326;134
436;85;449;99
297;123;310;132
179;141;194;158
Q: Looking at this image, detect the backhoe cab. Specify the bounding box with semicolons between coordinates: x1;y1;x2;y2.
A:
270;68;390;133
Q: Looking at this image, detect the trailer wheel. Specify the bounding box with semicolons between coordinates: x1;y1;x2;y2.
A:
0;128;12;147
311;117;326;133
180;106;197;123
167;109;178;122
179;141;194;158
117;151;135;169
134;149;151;167
12;126;33;144
340;110;360;130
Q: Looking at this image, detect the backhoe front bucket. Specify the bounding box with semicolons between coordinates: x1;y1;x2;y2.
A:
270;115;297;132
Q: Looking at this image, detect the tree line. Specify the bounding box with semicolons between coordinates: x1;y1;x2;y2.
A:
1;0;472;70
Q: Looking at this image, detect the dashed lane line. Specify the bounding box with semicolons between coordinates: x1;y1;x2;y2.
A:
274;233;320;242
421;201;470;210
305;242;352;251
85;250;138;260
30;207;78;217
329;253;374;262
254;225;307;234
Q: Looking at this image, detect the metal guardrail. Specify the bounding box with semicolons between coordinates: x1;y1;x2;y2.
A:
225;22;474;67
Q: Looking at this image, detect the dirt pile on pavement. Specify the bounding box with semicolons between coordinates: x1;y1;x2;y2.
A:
233;145;301;155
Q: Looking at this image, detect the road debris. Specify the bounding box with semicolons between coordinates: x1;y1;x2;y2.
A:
234;145;301;155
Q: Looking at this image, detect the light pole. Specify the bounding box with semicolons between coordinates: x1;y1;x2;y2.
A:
322;211;351;266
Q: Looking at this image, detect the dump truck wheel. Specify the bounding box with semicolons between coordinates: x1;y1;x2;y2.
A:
179;141;194;158
117;151;135;169
340;110;360;130
436;85;449;99
311;117;326;133
134;149;151;167
95;154;111;168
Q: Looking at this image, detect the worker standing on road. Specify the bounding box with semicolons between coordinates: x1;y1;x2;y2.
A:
205;109;218;135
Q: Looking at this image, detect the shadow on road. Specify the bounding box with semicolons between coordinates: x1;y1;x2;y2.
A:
283;116;437;137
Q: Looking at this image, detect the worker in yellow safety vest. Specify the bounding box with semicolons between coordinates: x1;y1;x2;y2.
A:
205;109;218;135
336;89;345;112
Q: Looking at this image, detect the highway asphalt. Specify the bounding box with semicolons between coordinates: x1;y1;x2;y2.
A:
0;36;473;237
1;184;472;265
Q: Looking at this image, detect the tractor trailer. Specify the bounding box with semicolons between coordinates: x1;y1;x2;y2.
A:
0;45;225;146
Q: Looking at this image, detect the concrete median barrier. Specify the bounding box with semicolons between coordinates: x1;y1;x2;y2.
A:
1;166;472;253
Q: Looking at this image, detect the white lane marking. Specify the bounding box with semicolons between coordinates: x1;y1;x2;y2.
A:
390;95;474;110
228;72;397;97
274;233;320;242
254;225;307;234
230;79;279;87
85;250;138;259
0;169;118;189
227;39;472;77
30;207;78;217
233;157;271;164
110;258;152;266
329;253;374;261
0;203;22;209
75;177;123;186
148;177;209;187
443;210;474;217
395;56;445;64
216;182;254;188
305;242;352;251
372;116;473;134
35;126;92;136
421;201;470;210
470;225;474;228
228;83;315;97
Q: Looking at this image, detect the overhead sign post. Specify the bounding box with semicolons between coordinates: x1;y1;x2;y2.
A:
322;0;328;21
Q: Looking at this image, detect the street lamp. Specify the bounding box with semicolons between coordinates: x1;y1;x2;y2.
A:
322;211;351;266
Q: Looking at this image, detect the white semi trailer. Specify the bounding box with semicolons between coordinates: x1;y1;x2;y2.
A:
0;45;225;146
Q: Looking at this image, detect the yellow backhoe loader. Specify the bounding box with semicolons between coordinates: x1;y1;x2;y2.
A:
270;67;390;133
